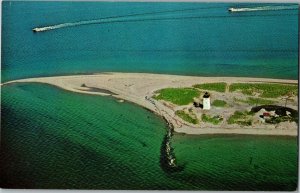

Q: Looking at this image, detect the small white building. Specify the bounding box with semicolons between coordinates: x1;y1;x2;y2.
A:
203;92;211;110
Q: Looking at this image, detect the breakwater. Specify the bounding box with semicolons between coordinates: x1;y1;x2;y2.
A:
160;121;184;173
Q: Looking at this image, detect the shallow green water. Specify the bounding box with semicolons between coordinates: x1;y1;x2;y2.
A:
1;83;297;190
172;134;298;190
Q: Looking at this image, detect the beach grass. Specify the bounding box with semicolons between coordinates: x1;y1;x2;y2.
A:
234;97;275;105
175;110;198;124
212;99;227;107
227;111;254;126
154;87;200;105
193;82;227;92
201;114;223;125
229;83;298;98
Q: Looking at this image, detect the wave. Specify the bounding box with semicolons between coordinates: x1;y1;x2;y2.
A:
228;5;298;12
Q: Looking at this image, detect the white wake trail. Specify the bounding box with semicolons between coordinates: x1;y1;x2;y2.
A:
32;19;109;32
228;5;298;12
32;5;298;32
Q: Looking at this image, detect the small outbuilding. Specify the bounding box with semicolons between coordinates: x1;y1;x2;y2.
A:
203;92;211;110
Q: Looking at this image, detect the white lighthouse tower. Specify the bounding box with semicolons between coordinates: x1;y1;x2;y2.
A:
203;92;211;110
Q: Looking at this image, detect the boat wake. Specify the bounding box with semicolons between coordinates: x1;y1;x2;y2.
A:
228;5;298;13
32;6;221;32
33;19;109;32
32;5;298;32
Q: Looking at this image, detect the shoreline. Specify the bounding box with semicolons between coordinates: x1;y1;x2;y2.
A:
2;72;298;136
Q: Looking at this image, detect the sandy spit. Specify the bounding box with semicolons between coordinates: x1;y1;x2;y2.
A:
2;72;298;136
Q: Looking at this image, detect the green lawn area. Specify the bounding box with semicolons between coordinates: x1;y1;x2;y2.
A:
234;97;275;105
202;114;223;125
212;99;227;107
227;111;254;126
229;83;298;98
154;88;200;105
175;110;199;124
193;82;227;92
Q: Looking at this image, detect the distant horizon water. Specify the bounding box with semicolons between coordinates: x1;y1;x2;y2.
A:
2;2;298;82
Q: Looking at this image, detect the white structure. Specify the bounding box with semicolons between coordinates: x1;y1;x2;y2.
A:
203;92;211;110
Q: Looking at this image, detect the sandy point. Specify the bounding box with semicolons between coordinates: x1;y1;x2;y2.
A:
2;72;298;136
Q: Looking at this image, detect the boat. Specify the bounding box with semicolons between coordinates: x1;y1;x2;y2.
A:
32;28;41;32
228;8;235;12
228;8;248;12
32;27;49;32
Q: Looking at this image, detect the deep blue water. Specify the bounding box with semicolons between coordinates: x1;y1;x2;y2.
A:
2;2;298;82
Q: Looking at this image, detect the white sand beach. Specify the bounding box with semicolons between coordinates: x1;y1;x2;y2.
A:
2;72;298;136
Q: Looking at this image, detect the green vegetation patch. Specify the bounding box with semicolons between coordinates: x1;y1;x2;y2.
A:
212;100;227;107
202;114;223;125
193;82;227;92
229;83;298;98
227;111;254;126
234;97;275;105
154;88;200;105
265;116;295;124
175;110;198;124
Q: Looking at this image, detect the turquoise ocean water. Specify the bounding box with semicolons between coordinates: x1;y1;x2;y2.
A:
2;2;298;81
1;2;299;190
